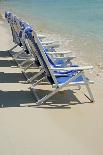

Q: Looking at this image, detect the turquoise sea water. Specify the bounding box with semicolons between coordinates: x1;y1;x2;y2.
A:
0;0;103;69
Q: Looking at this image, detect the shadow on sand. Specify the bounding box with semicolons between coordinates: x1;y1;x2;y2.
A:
0;50;91;109
29;88;90;109
0;88;84;108
0;71;40;83
0;59;15;67
0;50;10;57
0;90;35;108
0;72;26;83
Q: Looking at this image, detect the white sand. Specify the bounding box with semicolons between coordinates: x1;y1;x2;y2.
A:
0;20;103;155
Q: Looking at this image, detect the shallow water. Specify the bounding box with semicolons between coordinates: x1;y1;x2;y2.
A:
0;0;103;72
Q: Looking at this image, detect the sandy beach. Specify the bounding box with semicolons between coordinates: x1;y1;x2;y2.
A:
0;15;103;155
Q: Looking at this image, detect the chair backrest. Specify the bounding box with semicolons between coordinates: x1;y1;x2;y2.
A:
25;27;59;67
5;11;29;51
13;17;26;42
5;11;14;26
25;28;58;85
12;15;30;53
24;27;49;70
5;11;22;45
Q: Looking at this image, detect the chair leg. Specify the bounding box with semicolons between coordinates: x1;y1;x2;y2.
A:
9;44;18;52
13;49;24;60
20;60;36;82
8;44;18;57
23;61;34;71
22;69;44;84
34;73;94;105
34;72;94;105
35;89;58;105
21;72;82;106
84;83;94;102
82;72;94;102
27;70;44;83
26;86;60;106
21;71;94;107
18;56;32;68
32;76;45;87
22;70;29;80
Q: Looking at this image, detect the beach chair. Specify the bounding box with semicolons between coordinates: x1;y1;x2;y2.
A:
19;23;61;70
5;12;39;58
18;25;64;79
21;29;94;106
5;11;73;63
6;13;35;69
5;12;61;69
5;11;22;51
5;12;32;67
22;27;76;83
5;12;77;75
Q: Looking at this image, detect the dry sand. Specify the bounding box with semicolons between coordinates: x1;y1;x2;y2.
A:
0;19;103;155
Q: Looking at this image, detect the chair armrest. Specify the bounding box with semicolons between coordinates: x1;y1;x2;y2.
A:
37;34;46;39
46;50;72;54
42;41;57;44
52;56;76;60
51;66;93;71
43;43;59;48
42;40;59;45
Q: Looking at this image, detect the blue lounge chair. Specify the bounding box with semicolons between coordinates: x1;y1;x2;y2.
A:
5;11;22;50
22;27;76;83
21;29;94;106
5;12;61;69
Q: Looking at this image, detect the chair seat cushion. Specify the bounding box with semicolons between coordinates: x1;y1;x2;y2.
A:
56;75;85;84
56;59;64;65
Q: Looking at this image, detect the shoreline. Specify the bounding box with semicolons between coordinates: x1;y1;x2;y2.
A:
0;9;103;76
0;10;103;78
18;11;103;77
